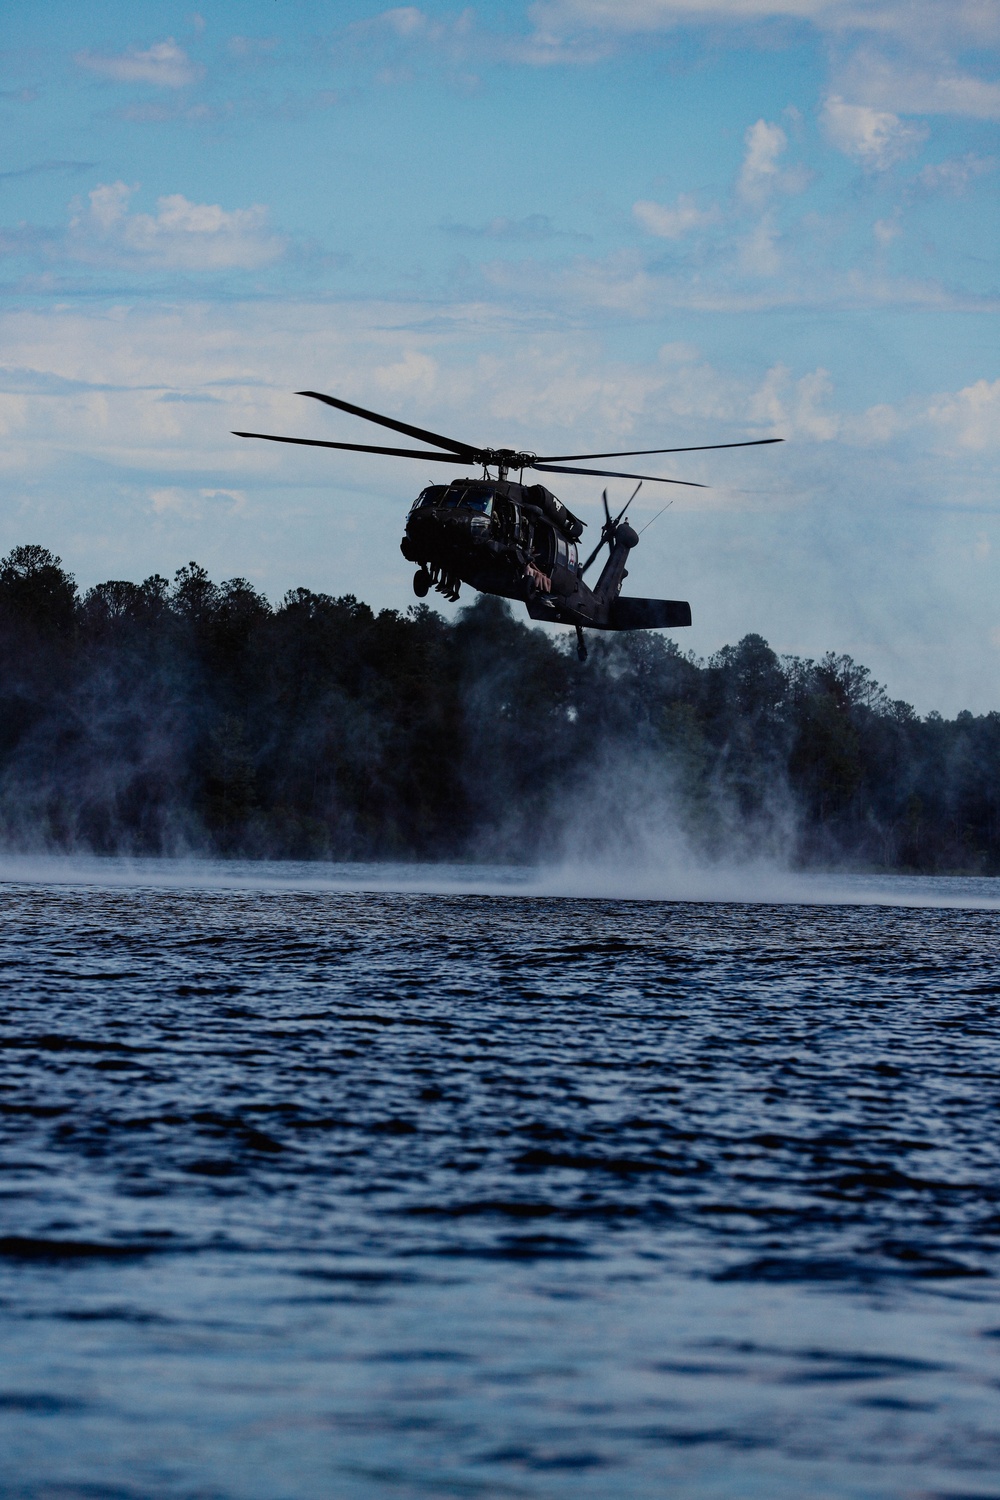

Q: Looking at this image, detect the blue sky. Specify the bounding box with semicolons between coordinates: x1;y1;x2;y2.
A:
1;0;997;710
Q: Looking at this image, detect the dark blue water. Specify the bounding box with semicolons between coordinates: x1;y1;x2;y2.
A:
2;861;1000;1499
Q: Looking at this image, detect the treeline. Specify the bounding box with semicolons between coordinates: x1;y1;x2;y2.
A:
0;544;997;870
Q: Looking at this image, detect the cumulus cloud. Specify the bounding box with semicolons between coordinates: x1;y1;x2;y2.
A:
737;119;809;202
748;364;907;446
75;38;202;89
927;378;1000;452
633;194;719;238
821;96;927;170
739;120;785;200
67;182;286;271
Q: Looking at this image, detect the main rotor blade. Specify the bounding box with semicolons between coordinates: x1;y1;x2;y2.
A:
297;391;477;459
536;438;784;461
533;462;706;488
233;432;469;462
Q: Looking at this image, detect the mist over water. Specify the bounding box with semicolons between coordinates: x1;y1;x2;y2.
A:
2;851;1000;909
2;858;1000;1498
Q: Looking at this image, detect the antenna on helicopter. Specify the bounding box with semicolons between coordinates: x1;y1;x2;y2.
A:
636;501;673;538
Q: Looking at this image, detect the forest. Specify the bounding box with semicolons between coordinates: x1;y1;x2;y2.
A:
0;543;997;871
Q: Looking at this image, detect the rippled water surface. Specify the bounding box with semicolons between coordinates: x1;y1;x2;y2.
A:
2;861;999;1499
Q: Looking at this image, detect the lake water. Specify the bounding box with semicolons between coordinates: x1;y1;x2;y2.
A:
1;858;999;1499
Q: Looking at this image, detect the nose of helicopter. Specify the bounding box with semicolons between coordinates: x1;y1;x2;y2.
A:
406;506;488;541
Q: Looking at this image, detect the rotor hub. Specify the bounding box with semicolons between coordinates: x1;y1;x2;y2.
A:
478;449;537;473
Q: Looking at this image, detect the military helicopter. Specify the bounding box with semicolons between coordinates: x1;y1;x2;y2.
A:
234;390;782;660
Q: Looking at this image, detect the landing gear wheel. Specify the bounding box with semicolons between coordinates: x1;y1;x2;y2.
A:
413;569;430;598
575;625;587;662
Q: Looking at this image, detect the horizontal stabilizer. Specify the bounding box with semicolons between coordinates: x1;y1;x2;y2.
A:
608;597;692;630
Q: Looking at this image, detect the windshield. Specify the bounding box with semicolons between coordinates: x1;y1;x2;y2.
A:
411;486;447;511
442;485;494;515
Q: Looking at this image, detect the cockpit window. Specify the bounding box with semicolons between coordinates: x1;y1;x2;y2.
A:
411;483;494;515
442;485;494;516
411;486;447;511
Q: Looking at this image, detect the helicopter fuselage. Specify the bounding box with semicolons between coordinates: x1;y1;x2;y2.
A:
398;476;691;640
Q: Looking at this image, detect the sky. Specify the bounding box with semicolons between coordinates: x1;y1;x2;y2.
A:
0;0;997;713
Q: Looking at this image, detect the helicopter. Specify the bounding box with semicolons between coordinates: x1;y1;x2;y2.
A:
234;390;782;660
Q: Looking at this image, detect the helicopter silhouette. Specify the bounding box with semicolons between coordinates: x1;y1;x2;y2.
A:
234;390;782;660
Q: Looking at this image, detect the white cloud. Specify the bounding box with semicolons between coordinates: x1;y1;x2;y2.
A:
349;6;477;49
737;119;808;202
917;154;998;194
927;378;1000;452
845;403;901;444
837;50;1000;121
737;217;782;276
474;238;998;319
373;350;439;397
744;363;840;439
633;194;719;238
376;6;428;36
821;96;927;170
739;119;784;200
75;38;201;89
790;368;840;440
67;182;286;271
152;486;246;517
873;215;900;247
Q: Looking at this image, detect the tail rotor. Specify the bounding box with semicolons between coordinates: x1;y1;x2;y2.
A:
579;482;642;578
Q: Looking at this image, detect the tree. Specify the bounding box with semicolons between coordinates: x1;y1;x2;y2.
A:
0;544;78;634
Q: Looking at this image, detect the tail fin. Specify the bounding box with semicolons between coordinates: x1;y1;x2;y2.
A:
607;597;691;629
